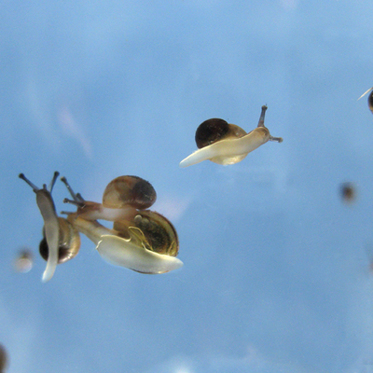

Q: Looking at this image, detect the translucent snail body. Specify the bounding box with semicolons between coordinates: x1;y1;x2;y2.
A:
19;172;65;282
179;106;283;168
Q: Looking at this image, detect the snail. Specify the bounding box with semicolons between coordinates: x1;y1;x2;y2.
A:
61;175;156;221
62;176;183;274
358;87;373;114
179;105;283;167
19;172;81;282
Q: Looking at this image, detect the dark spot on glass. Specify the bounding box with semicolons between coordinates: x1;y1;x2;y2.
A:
340;182;356;203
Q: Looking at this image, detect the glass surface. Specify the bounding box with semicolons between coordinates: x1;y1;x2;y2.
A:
2;1;373;372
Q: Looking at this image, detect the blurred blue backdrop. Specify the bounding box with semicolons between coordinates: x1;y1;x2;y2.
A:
2;0;373;372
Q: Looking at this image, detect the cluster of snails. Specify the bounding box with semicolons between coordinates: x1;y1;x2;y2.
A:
19;172;183;282
19;105;284;282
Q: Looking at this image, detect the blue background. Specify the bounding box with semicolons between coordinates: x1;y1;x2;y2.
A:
2;1;373;372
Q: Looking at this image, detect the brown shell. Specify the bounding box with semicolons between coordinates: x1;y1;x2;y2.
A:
195;118;246;148
39;218;81;264
102;176;156;210
113;210;179;257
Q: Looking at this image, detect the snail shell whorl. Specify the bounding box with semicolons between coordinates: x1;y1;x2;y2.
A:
114;210;179;257
195;119;247;148
39;218;81;264
102;176;157;210
195;118;230;148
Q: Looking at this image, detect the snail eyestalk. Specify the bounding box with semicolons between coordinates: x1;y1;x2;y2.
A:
257;105;267;127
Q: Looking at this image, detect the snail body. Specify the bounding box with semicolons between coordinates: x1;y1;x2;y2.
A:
98;235;182;274
179;106;283;168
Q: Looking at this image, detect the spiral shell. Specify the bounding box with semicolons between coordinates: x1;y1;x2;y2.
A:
195;118;247;148
102;176;157;210
114;210;179;257
39;218;81;264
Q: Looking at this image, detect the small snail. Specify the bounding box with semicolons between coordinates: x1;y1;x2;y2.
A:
179;105;283;167
62;175;156;221
358;87;373;114
62;176;183;274
19;172;81;282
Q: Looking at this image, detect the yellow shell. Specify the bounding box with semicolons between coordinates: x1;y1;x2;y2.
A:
113;210;179;257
